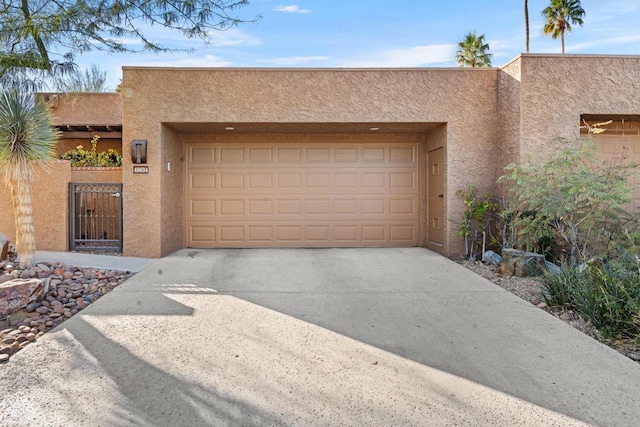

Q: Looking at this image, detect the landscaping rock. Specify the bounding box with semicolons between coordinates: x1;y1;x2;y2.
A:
483;250;502;265
0;278;46;317
0;261;134;363
498;248;546;277
545;261;562;275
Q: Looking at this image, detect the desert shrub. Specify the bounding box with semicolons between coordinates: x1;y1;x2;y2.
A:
456;185;500;260
541;265;581;307
542;263;640;339
498;136;638;265
60;135;122;167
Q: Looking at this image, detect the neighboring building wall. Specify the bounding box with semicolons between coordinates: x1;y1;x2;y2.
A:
43;93;122;126
122;68;500;258
518;55;640;159
0;161;70;252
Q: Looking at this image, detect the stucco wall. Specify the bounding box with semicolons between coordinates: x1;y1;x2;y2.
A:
498;57;522;170
518;55;640;159
122;68;500;258
0;161;70;252
161;126;185;255
42;93;122;126
70;168;122;183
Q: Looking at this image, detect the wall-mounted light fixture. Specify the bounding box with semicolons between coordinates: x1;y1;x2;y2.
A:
131;139;147;164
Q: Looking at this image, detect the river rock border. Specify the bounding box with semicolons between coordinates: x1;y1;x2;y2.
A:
0;260;134;363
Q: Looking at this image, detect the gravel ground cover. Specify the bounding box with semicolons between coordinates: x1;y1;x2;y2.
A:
0;259;134;363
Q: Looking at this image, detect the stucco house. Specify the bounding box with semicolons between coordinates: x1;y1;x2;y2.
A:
1;54;639;259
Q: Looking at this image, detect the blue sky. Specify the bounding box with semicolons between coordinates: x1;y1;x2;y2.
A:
74;0;640;89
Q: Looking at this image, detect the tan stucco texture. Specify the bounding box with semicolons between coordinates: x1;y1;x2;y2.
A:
122;67;500;257
43;93;122;127
0;161;70;252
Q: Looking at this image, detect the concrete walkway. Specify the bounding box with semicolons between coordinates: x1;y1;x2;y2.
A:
1;248;639;426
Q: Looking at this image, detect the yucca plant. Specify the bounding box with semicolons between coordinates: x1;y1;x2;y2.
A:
0;90;59;268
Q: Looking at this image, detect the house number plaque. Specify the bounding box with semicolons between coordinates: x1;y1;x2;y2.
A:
133;165;150;174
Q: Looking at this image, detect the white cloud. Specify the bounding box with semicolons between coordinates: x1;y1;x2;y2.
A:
274;5;312;14
260;55;329;66
341;44;456;67
142;54;233;68
205;28;263;47
566;33;640;53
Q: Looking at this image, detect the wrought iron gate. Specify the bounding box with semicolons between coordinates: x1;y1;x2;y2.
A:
69;183;123;252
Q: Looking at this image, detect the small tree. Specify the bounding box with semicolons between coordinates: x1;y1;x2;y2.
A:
457;186;499;260
0;90;59;268
498;134;637;264
55;65;109;92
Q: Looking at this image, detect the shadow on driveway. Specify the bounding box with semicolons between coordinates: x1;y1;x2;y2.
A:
2;248;639;425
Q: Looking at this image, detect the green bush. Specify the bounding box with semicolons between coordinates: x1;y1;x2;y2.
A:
498;136;638;265
60;135;122;167
541;265;581;307
542;263;640;339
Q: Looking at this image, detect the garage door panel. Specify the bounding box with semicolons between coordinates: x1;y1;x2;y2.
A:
277;147;302;162
190;226;216;244
187;223;418;248
186;139;418;248
248;147;272;163
390;146;416;162
189;172;216;192
189;198;216;217
306;147;331;162
304;199;330;215
190;196;416;222
190;169;417;194
248;173;273;188
188;146;216;165
248;199;273;215
219;199;244;215
220;147;244;163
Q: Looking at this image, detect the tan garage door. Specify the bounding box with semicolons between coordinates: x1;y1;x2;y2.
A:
185;136;419;248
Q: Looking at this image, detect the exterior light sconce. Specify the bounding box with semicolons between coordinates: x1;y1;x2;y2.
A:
369;127;380;131
225;126;235;131
131;139;147;164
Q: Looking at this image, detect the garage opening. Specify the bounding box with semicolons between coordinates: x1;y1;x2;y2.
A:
183;132;423;248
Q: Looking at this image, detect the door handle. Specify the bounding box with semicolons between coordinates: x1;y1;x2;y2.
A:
111;192;121;198
438;194;444;198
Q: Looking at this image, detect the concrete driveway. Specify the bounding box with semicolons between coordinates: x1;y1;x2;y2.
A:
1;248;639;426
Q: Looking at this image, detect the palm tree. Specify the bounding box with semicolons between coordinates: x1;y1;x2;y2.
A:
525;0;530;53
0;91;59;268
456;32;492;68
542;0;585;54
